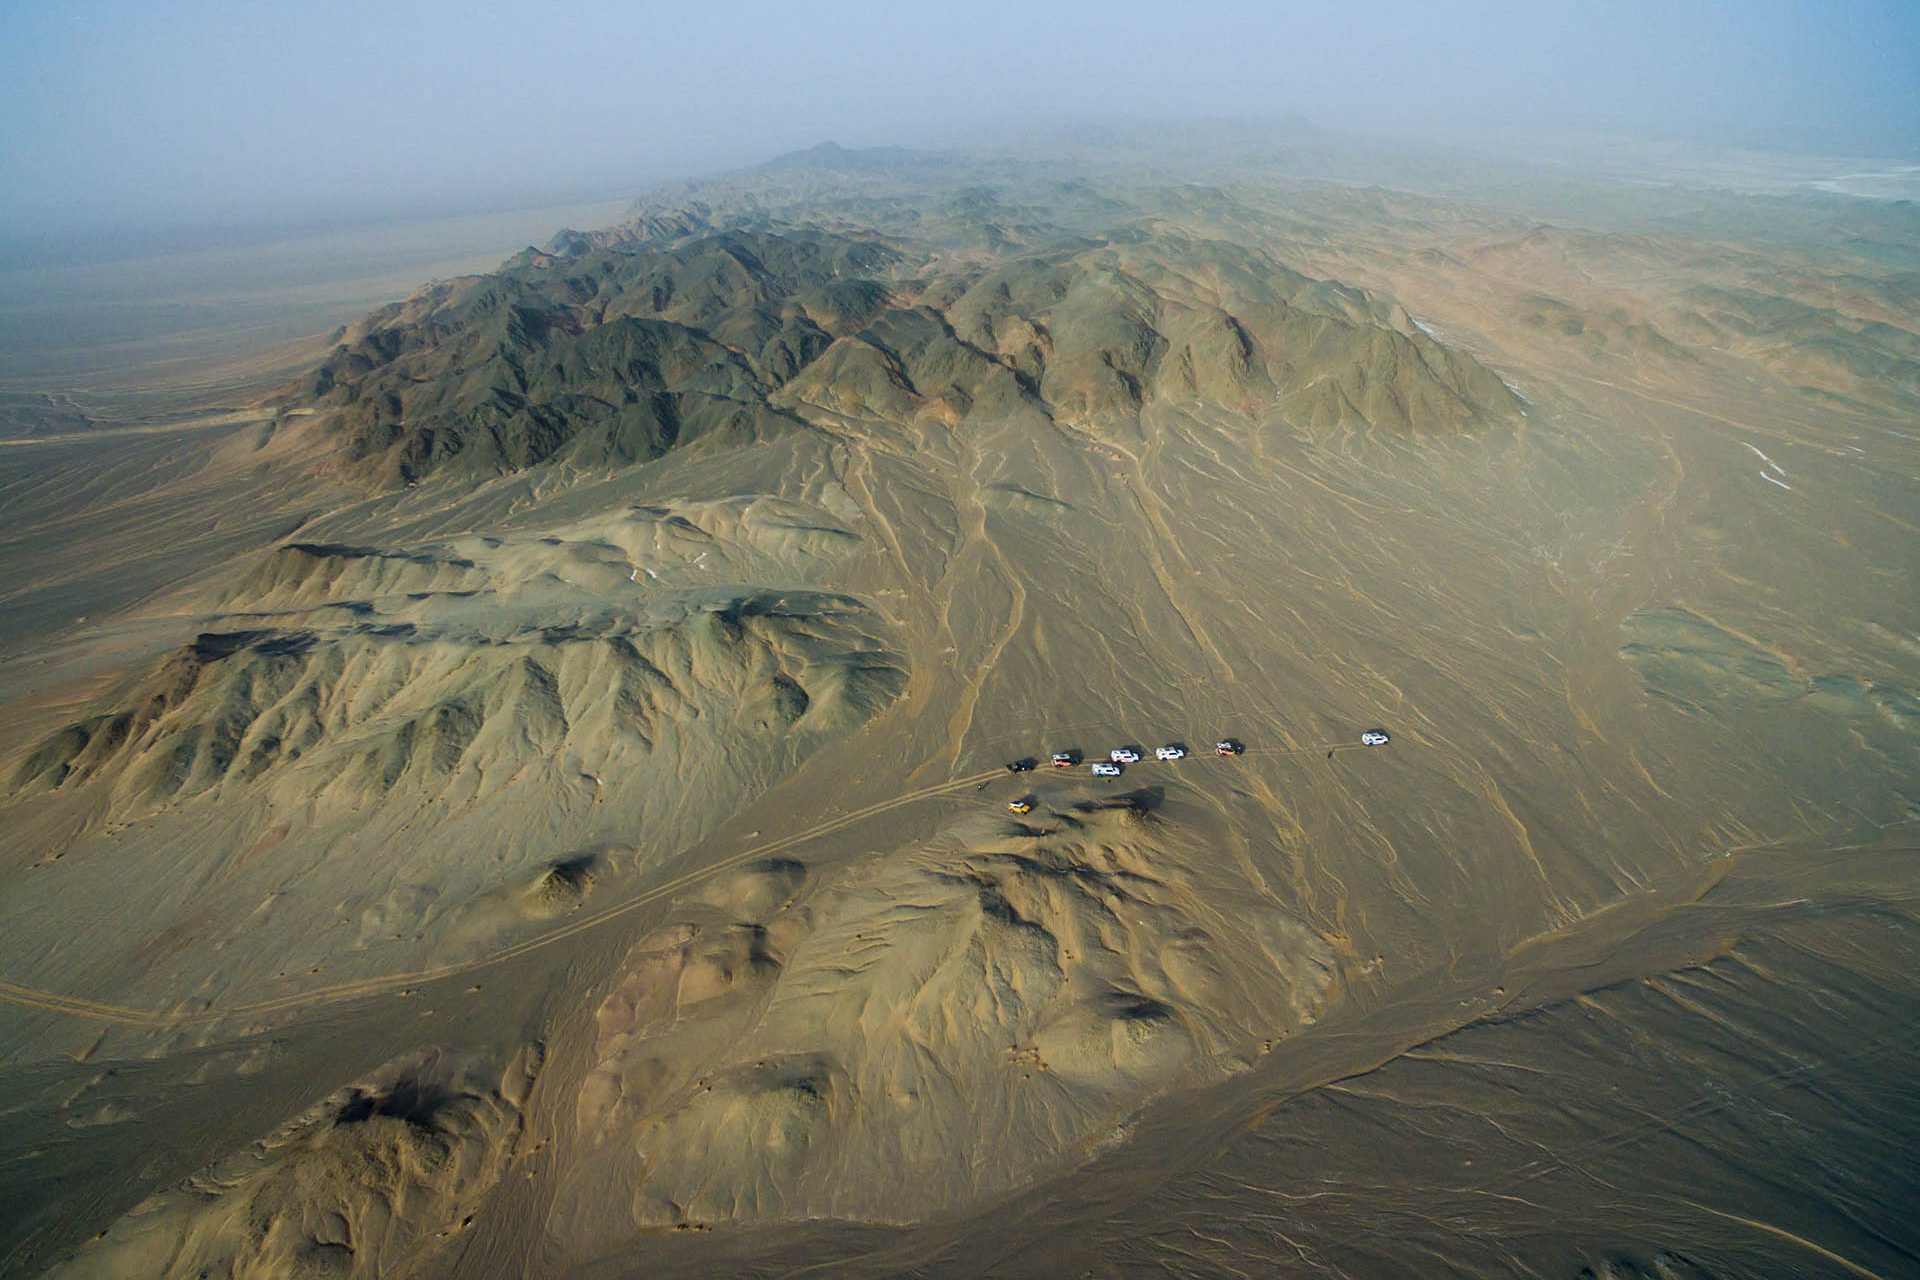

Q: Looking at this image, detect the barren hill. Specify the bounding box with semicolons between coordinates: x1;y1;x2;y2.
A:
282;214;1521;486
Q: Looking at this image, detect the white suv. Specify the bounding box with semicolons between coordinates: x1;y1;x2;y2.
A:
1091;761;1123;777
1155;745;1186;761
1109;748;1142;764
1360;730;1391;747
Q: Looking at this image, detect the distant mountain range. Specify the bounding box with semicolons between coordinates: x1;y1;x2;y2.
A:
282;159;1522;485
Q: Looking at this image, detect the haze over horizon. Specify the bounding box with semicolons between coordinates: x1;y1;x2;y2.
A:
3;6;1920;1279
3;0;1917;243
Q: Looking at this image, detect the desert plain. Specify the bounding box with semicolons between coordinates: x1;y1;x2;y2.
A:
0;129;1916;1279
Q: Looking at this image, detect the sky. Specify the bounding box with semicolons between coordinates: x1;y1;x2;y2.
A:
2;0;1916;243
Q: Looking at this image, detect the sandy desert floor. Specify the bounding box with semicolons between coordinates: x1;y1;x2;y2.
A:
0;141;1915;1279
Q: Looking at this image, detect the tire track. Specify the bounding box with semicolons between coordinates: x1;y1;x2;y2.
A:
936;448;1029;774
1108;424;1239;685
0;768;1004;1029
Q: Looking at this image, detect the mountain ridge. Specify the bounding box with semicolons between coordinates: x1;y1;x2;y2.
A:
279;194;1525;485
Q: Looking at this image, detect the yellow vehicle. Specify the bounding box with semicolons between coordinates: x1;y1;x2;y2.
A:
1008;797;1035;815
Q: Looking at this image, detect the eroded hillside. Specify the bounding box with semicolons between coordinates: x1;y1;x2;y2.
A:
282;219;1522;485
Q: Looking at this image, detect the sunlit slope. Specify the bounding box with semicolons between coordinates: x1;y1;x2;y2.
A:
0;494;905;1019
279;222;1520;485
551;795;1329;1236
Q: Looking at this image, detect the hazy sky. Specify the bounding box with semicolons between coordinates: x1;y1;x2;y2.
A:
3;0;1916;238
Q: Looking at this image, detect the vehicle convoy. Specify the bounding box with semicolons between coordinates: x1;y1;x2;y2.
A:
1360;730;1391;747
1009;733;1264;786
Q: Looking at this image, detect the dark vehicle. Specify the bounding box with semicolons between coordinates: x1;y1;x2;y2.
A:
1006;757;1038;773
